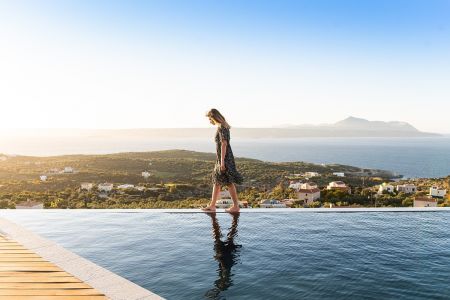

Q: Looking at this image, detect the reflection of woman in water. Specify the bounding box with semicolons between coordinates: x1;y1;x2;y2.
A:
204;213;241;299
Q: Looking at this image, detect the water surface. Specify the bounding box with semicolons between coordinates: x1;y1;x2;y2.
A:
1;210;449;300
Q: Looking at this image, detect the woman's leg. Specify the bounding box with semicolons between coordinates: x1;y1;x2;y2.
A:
202;183;221;211
226;183;240;213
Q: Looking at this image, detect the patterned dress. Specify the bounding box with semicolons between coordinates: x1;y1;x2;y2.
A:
212;126;244;185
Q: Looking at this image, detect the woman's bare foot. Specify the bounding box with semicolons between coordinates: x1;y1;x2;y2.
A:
225;206;240;214
202;206;216;213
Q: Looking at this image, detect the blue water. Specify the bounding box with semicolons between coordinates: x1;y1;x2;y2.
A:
1;136;449;178
2;210;450;299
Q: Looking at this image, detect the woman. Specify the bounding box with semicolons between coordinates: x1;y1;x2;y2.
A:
202;108;243;213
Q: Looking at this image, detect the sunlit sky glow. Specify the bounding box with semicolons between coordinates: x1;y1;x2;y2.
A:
0;0;449;133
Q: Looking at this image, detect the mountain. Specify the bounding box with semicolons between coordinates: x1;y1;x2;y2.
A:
273;116;438;137
333;116;419;132
0;117;438;139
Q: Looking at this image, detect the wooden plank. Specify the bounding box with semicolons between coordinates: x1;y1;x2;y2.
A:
0;247;28;250
0;277;81;283
0;251;35;254
0;289;103;296
0;272;73;277
0;254;41;257
0;262;56;267
0;237;107;300
0;258;47;262
0;283;93;289
0;267;63;272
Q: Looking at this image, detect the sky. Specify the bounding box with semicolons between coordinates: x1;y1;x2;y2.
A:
0;0;449;133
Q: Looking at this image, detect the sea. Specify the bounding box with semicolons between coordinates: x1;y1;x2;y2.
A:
0;135;449;178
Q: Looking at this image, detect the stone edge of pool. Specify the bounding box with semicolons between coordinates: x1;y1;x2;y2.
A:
6;207;446;213
0;217;164;300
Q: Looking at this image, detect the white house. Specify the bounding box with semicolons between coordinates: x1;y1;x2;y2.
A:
98;183;114;192
16;200;43;209
327;181;351;193
396;184;417;194
216;190;246;208
297;186;321;205
288;181;303;190
378;183;395;195
142;171;151;178
81;183;94;191
414;197;438;207
301;182;318;189
304;172;320;178
135;186;146;191
39;175;47;182
430;186;447;198
333;172;345;177
63;167;74;173
118;184;135;190
259;199;287;208
280;199;296;207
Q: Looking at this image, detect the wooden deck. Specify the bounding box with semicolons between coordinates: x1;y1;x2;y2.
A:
0;234;108;300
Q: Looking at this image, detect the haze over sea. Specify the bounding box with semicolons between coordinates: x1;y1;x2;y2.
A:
1;135;449;179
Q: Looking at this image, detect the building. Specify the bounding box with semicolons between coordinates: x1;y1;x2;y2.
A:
378;182;395;195
396;184;417;194
327;181;351;193
39;175;47;182
118;184;135;190
304;172;320;178
98;183;114;192
288;181;303;190
81;182;94;191
430;186;447;198
301;182;318;189
216;190;246;208
297;184;321;205
414;196;438;207
280;199;296;207
216;199;234;209
333;172;345;177
220;190;231;199
215;199;248;209
63;167;74;173
142;171;151;178
259;199;287;208
16;200;43;209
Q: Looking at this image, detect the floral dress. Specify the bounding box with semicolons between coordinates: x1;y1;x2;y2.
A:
212;126;244;185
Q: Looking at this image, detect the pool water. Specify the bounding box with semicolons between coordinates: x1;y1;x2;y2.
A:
1;210;450;300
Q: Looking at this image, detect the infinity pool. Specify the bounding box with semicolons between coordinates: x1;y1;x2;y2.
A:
1;210;449;299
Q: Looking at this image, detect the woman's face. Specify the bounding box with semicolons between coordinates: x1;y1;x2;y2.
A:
208;116;217;125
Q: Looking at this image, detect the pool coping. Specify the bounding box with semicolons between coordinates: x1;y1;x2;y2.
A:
3;207;446;213
0;217;164;300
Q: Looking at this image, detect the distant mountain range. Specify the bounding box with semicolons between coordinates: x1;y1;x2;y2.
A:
269;116;438;137
1;117;438;138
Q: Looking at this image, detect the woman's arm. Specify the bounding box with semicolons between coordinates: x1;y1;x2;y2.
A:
221;140;227;171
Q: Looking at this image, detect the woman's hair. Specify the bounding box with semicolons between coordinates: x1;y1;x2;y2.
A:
206;108;231;128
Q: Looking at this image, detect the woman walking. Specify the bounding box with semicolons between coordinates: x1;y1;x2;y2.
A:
202;109;243;213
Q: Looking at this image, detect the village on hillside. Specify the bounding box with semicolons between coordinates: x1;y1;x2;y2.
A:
0;151;448;209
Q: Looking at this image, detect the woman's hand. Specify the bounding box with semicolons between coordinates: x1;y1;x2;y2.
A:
220;163;226;172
